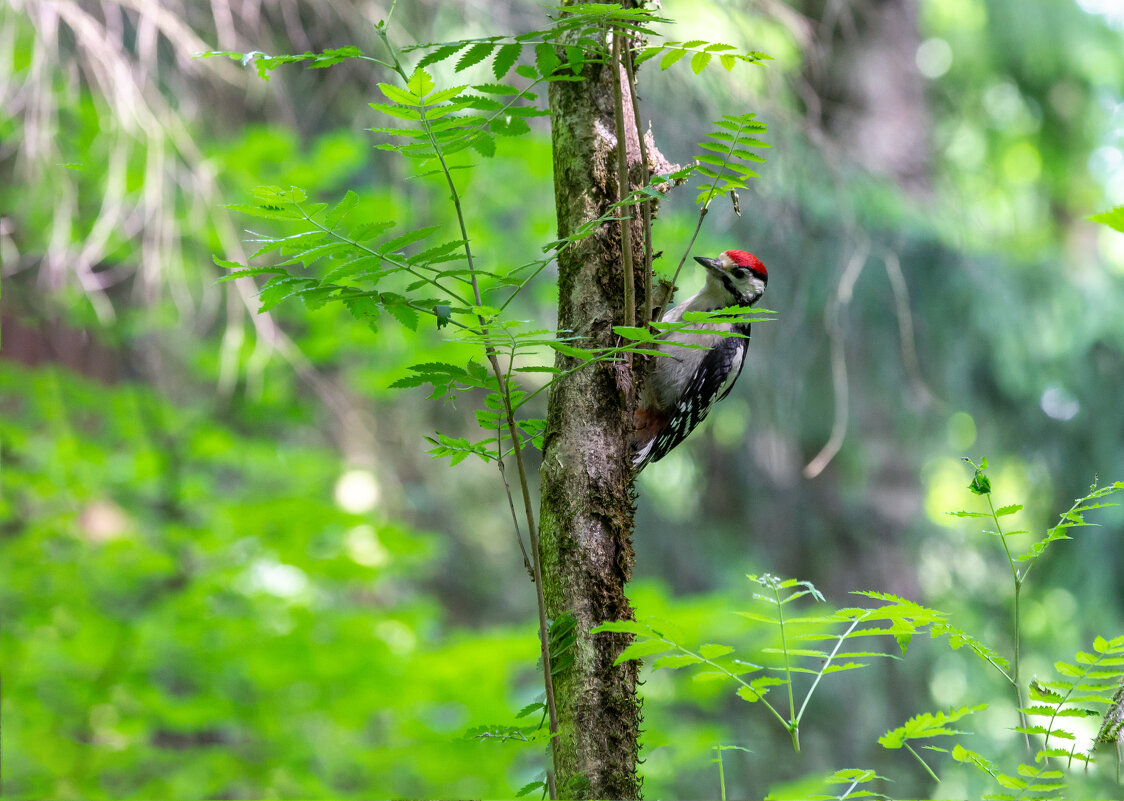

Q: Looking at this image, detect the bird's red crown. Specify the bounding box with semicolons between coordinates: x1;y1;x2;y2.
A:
724;250;767;275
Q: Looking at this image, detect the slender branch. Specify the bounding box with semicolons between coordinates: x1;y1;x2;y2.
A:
662;209;707;319
497;259;552;313
715;746;727;801
622;37;652;326
904;743;941;784
376;28;560;797
795;614;864;725
983;491;1030;746
611;30;636;328
773;582;800;752
660;119;753;321
498;415;534;578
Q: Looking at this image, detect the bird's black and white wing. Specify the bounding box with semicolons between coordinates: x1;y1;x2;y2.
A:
640;329;750;467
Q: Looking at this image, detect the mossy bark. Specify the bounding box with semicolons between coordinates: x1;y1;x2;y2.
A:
540;5;662;798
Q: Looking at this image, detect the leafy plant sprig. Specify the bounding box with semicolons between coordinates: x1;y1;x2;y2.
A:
878;704;987;783
595;574;944;752
951;457;1124;738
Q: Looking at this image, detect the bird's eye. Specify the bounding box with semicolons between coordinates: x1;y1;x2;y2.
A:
732;267;748;279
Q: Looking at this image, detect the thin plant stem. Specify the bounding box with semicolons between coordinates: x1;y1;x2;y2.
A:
376;26;560;798
662;208;707;321
983;491;1030;746
621;38;652;326
611;29;636;329
498;416;533;579
795;615;864;726
715;746;727;801
772;581;800;752
660;120;756;321
905;742;941;784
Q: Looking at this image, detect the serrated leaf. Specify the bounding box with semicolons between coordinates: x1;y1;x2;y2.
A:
692;670;731;682
324;189;359;227
456;42;494;72
342;294;381;329
407;68;436;98
417;43;464;69
225;202;302;221
380;225;442;254
1089;205;1124;233
690;51;711;73
492;43;521;79
257;276;317;312
699;643;734;659
613;639;670;665
652;653;702;670
659;47;686;69
385;302;419;331
535;42;561;77
995;503;1023;516
379;82;419;105
515;780;545;798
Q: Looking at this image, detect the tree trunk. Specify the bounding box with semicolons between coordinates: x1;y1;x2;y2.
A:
539;4;656;798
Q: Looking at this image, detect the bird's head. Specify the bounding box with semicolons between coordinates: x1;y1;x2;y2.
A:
694;249;768;306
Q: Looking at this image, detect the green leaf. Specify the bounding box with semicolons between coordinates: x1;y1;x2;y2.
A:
699;643;734;659
994;503;1022;516
385;302;419;331
342;294;381;329
548;342;596;361
659;47;687;70
652;653;702;670
324;189;359;228
969;468;992;495
535;42;561;77
613;639;670;665
514;702;544;719
612;325;657;342
456;42;494;72
379;82;419;105
493;43;522;78
1089;205;1124;233
381;225;442;253
515;781;545;798
257;276;317;312
407;68;436;98
879;704;986;749
417;43;464;69
690;51;711;73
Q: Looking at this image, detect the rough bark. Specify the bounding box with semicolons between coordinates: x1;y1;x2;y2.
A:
539;7;659;799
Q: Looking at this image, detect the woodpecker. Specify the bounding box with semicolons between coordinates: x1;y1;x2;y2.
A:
632;249;768;471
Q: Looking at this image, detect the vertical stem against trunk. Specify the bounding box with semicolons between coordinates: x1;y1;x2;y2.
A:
539;1;656;797
612;30;637;330
622;40;653;327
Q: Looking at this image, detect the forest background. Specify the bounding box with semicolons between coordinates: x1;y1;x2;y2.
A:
3;0;1124;799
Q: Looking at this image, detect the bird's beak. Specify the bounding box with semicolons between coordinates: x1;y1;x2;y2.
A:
693;256;723;274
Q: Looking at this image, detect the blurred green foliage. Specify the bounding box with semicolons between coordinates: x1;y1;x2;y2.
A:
3;0;1124;799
